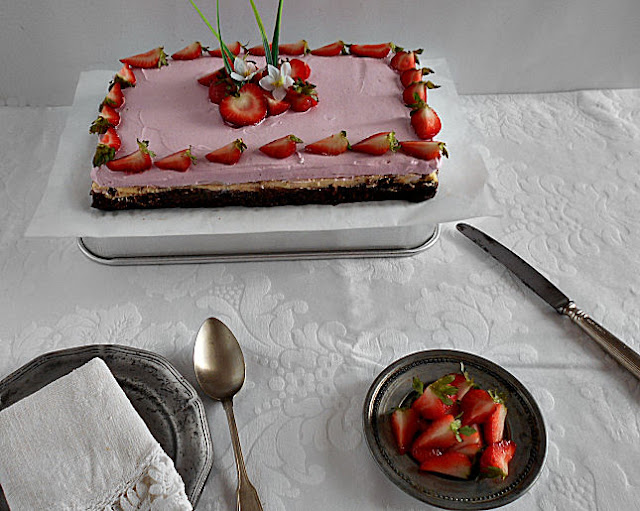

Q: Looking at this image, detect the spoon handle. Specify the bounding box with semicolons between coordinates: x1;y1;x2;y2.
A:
223;399;264;511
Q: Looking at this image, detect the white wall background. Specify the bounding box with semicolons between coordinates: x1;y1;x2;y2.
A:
2;0;640;106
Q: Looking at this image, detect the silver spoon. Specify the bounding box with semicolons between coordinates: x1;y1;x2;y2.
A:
194;317;263;511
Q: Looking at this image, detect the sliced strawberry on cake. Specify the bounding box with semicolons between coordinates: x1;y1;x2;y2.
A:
402;81;438;106
209;76;238;105
219;83;268;127
411;375;458;420
120;47;168;69
198;67;228;86
310;41;345;56
400;67;434;87
278;40;309;56
305;131;350;155
205;139;247;165
259;135;303;159
102;82;124;109
105;140;154;173
171;41;204;60
89;105;120;134
390;49;423;72
390;407;420;455
247;43;272;56
479;440;516;480
264;92;291;116
289;58;311;81
350;132;399;155
285;80;318;112
114;64;136;88
409;100;442;140
399;140;448;161
92;128;121;167
349;43;393;58
419;451;473;480
208;41;243;58
154;148;196;172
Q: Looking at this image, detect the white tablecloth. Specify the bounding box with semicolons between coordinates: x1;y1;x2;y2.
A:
1;89;639;510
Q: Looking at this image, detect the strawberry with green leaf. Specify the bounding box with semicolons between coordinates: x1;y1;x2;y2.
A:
460;389;501;426
400;67;434;87
105;140;154;173
409;100;442;140
399;140;448;161
310;41;345;56
89;105;120;134
305;131;350;155
411;375;458;420
350;132;399;155
205;139;247;165
92;128;121;167
154;148;196;172
479;440;516;479
390;49;423;72
259;134;303;159
102;82;124;109
120;47;168;69
114;64;136;88
402;81;439;106
285;80;318;112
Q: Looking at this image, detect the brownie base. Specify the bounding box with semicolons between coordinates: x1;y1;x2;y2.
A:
90;174;439;211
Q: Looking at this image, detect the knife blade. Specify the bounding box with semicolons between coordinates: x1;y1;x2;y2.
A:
457;222;640;381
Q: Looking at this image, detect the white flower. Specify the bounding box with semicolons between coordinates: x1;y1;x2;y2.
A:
230;56;257;82
259;62;294;101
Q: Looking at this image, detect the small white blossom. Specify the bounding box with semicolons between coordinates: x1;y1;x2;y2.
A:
230;56;258;82
259;62;294;101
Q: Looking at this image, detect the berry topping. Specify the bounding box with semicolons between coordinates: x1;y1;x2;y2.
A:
289;58;311;81
278;40;309;56
409;100;442;140
114;64;136;88
102;82;124;109
154;148;196;172
305;131;350;155
120;47;168;69
208;76;239;105
390;49;423;72
402;81;438;106
171;42;204;60
310;41;346;56
349;43;393;58
205;139;247;165
247;43;272;56
105;140;154;173
92;128;121;167
399;140;448;161
400;67;434;88
89;105;120;134
285;80;318;112
259;134;303;159
263;92;291;116
198;67;228;87
208;41;243;58
350;132;399;156
219;83;268;127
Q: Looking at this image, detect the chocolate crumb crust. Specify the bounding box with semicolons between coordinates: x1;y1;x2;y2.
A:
90;173;439;210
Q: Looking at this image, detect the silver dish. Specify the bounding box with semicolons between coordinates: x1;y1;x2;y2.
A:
363;350;546;510
0;344;213;510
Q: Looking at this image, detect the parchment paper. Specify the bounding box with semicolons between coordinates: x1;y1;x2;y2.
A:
26;59;492;238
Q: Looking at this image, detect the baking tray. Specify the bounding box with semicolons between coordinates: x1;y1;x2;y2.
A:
77;223;440;265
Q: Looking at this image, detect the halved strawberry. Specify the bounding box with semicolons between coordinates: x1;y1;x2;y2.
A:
120;47;168;69
289;58;311;81
247;43;271;56
219;83;267;127
105;140;154;173
154;147;196;172
171;41;204;60
350;132;398;155
305;131;350;155
402;81;439;106
310;41;345;56
198;67;228;86
411;375;456;420
479;440;516;479
264;92;291;116
399;140;448;161
390;408;420;455
89;105;120;134
390;49;422;72
419;451;473;479
209;76;238;105
460;389;498;426
400;67;434;88
448;424;483;457
259;134;303;159
114;64;136;88
205;138;247;165
349;43;393;58
411;414;459;452
208;41;243;58
484;403;508;444
92;128;121;167
448;371;475;401
102;82;124;109
279;40;309;56
409;100;442;140
285;80;318;112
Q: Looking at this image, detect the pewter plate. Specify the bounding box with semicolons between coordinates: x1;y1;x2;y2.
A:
363;350;546;510
0;344;213;510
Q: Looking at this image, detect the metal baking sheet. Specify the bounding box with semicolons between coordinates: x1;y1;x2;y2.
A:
77;224;440;265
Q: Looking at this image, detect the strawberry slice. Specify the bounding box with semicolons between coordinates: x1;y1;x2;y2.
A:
171;41;204;60
484;403;508;444
154;148;196;172
390;49;423;72
285;80;318;112
289;58;311;81
120;47;168;69
105;140;154;173
205;138;247;165
400;67;434;88
102;82;124;109
264;92;291;116
310;41;345;56
114;64;136;88
247;43;272;56
208;41;243;58
419;451;473;479
89;104;120;134
411;375;457;420
259;135;303;159
305;131;350;155
279;40;309;56
409;100;442;140
92;128;121;167
219;83;267;127
350;132;398;155
198;67;228;86
460;389;499;426
399;140;448;161
349;43;393;58
402;81;439;106
209;76;238;105
448;424;483;457
390;408;420;455
411;414;459;452
449;371;474;401
479;440;516;479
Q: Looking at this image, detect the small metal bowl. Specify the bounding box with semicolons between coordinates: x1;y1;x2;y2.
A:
363;350;546;510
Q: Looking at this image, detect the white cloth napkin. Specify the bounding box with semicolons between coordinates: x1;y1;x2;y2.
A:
0;357;193;510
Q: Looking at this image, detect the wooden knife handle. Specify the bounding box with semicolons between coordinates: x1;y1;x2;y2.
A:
562;302;640;381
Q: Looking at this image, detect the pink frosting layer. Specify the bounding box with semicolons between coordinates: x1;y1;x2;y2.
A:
91;54;441;188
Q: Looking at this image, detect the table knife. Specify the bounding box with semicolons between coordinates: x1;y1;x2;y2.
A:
457;222;640;381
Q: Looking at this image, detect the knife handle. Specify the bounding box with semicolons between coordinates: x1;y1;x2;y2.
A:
562;302;640;381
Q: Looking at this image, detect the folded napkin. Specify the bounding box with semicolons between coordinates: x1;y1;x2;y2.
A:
0;357;193;510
